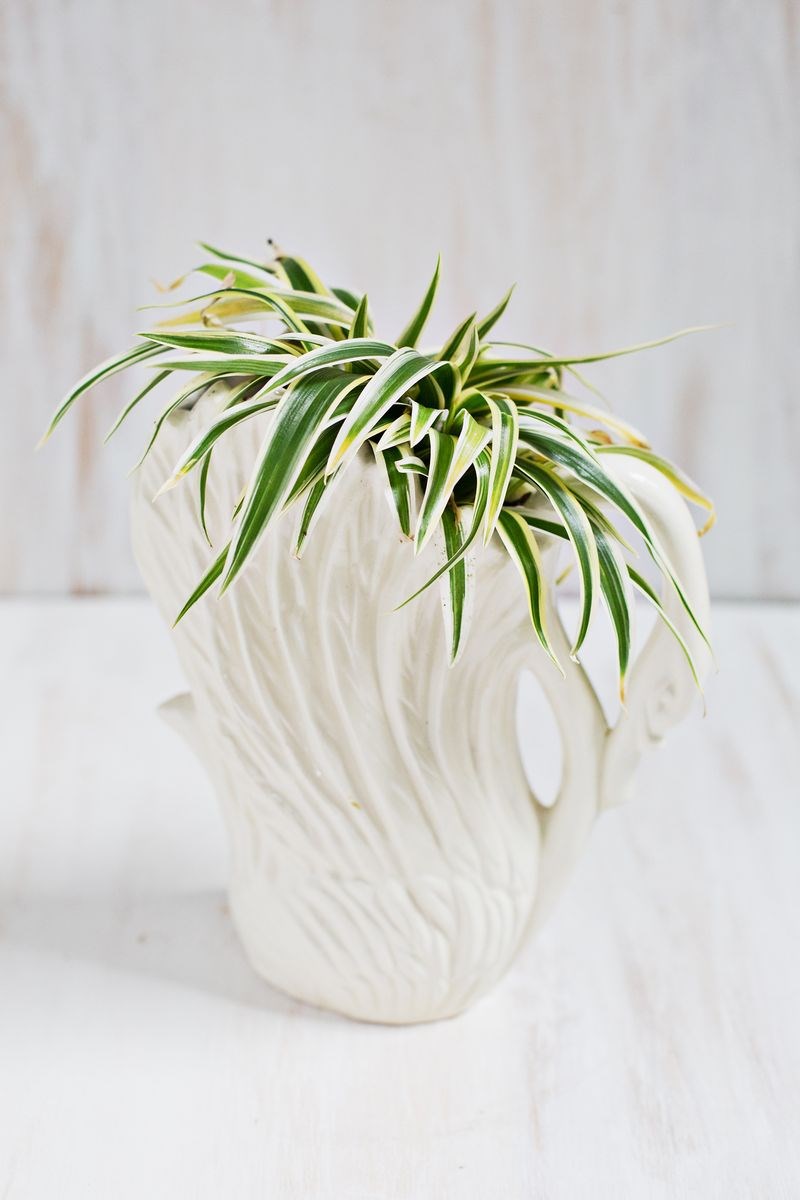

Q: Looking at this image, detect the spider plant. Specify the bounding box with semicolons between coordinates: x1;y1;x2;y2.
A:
42;242;714;697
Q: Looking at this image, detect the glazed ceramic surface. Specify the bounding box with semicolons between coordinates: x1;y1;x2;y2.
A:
131;385;710;1024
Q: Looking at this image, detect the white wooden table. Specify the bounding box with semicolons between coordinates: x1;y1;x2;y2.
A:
1;599;798;1199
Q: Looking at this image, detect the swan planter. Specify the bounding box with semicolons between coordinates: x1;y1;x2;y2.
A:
45;244;713;1024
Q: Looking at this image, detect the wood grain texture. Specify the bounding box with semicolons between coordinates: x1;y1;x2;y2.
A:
1;598;798;1197
1;0;799;598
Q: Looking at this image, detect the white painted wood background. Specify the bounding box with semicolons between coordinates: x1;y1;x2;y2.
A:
2;0;799;598
2;598;799;1197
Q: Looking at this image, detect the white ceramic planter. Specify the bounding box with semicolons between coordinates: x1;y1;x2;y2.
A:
131;385;710;1024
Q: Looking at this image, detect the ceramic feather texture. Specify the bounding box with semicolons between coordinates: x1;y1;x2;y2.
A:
131;385;709;1024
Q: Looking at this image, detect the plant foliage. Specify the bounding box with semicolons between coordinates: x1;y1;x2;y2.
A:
43;242;715;694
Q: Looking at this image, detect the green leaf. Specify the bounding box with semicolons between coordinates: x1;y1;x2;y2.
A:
104;369;171;442
276;254;344;339
284;425;340;506
504;384;649;446
439;313;477;367
377;444;415;537
173;542;230;625
627;566;702;690
198;451;213;547
409;401;440;447
327;348;446;473
483;394;519;544
197;241;278;276
196;262;269;290
396;455;426;475
252;338;393;396
476;285;515;339
221;377;266;410
276;254;329;296
158;386;281;490
597;444;716;534
140;328;296;356
466;361;555;390
591;520;633;699
440;507;470;665
519;514;569;541
475;325;716;371
222;372;360;591
331;286;360;311
428;360;458;406
397;450;490;608
566;485;634;552
497;510;563;673
415;414;490;553
375;413;412;450
148;353;292;376
519;426;710;651
147;285;312;335
453;319;480;380
136;372;223;469
397;255;441;348
40;342;163;444
348;294;371;340
415;429;456;552
294;475;331;557
158;338;390;401
514;461;600;658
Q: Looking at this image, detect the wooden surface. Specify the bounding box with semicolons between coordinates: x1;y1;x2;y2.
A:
2;0;799;599
1;597;798;1198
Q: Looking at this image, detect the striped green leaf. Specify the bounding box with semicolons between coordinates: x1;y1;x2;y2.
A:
476;285;515;339
140;328;297;356
415;414;490;553
148;285;312;335
397;255;441;348
514;461;600;658
483;394;519;543
397;450;490;610
397;455;426;475
410;401;440;447
149;353;292;377
276;254;329;296
377;444;415;537
375;413;412;450
294;475;332;557
440;506;470;665
173;542;230;625
591;519;633;700
285;425;340;507
505;385;648;446
348;294;371;340
157;387;282;491
597;444;716;534
196;262;268;290
517;426;710;650
198;451;213;547
415;429;456;552
222;372;359;590
497;510;563;673
137;372;223;469
627;566;702;690
475;326;715;372
197;242;278;277
104;369;171;442
331;286;361;311
327;348;445;473
439;314;478;371
249;337;391;403
41;342;163;443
